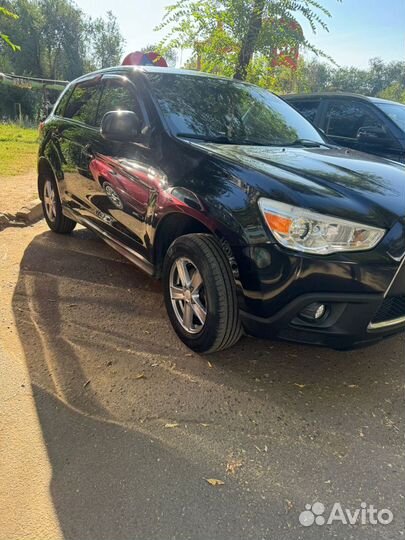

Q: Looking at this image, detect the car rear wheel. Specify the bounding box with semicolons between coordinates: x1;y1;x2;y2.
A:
40;175;76;233
163;234;242;353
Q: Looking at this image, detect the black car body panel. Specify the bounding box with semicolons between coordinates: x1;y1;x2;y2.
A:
38;67;405;349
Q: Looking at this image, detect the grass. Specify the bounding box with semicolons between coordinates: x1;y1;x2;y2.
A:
0;124;38;176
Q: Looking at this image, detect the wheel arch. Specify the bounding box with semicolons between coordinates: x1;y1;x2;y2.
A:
153;212;240;279
38;157;59;201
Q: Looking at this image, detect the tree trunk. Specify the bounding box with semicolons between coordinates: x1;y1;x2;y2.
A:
233;0;265;80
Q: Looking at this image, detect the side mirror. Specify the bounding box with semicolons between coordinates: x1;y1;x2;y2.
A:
101;110;141;142
357;125;388;144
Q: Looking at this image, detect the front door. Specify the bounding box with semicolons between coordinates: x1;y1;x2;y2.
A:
85;74;160;257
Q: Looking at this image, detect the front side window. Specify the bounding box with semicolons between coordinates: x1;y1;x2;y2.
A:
147;73;323;146
377;102;405;133
325;101;383;139
96;78;142;127
63;80;101;126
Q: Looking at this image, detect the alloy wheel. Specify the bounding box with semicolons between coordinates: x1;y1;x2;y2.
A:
169;257;207;334
43;179;57;222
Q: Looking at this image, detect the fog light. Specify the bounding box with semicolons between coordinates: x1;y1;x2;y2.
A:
299;302;327;322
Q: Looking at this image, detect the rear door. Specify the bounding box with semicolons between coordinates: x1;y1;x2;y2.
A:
323;99;403;160
55;75;104;217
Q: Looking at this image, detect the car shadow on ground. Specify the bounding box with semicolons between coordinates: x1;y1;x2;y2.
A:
12;228;405;540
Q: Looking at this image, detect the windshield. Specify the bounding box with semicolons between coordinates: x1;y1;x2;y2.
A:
377;102;405;132
146;73;324;146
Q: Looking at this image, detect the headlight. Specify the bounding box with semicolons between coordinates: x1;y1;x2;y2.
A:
258;198;385;255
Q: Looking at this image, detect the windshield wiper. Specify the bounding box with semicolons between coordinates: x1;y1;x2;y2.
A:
176;133;269;146
176;133;233;143
176;133;336;148
284;138;335;149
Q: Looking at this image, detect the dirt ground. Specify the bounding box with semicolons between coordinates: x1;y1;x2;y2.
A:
0;170;38;215
0;220;403;540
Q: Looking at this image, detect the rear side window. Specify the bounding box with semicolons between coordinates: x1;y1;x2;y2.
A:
96;78;142;126
325;101;382;139
63;80;102;126
54;86;73;117
291;100;320;123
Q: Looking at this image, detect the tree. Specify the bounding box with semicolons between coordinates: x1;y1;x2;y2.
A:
0;0;126;121
378;83;405;104
0;0;84;79
267;56;405;99
156;0;341;82
0;5;19;51
89;11;125;70
39;0;85;79
0;1;126;78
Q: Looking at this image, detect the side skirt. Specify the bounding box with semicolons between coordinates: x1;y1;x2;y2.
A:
63;207;155;277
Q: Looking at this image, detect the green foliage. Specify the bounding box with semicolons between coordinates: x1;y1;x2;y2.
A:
274;56;405;102
88;11;125;70
0;1;126;79
0;4;20;51
1;0;82;79
0;1;42;76
0;0;126;121
156;0;341;81
0;123;37;175
378;83;405;104
0;84;41;121
40;0;85;79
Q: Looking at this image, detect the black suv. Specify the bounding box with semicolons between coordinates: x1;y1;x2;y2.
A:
285;93;405;163
38;67;405;353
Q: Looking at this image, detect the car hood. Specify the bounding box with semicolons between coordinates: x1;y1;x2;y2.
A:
192;142;405;228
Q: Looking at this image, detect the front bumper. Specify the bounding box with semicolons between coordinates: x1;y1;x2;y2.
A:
234;225;405;348
240;292;405;349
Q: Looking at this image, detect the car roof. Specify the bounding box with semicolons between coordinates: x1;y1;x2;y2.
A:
285;92;400;106
74;65;251;85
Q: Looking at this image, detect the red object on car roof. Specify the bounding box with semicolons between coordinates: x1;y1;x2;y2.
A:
122;51;168;67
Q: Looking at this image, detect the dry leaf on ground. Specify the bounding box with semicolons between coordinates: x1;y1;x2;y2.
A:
205;478;225;486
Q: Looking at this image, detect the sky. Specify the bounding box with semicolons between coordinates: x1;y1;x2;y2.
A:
77;0;405;68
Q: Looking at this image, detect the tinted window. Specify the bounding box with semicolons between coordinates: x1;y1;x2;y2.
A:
147;73;323;146
63;81;101;125
377;102;405;132
291;100;320;123
325;101;382;139
54;85;73;117
96;78;142;126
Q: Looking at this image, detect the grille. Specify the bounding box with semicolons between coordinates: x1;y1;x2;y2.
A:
372;296;405;324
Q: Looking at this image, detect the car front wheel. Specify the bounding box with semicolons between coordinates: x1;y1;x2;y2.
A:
163;234;242;354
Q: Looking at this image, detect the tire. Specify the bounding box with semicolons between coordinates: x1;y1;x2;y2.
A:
39;174;76;233
163;233;242;354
